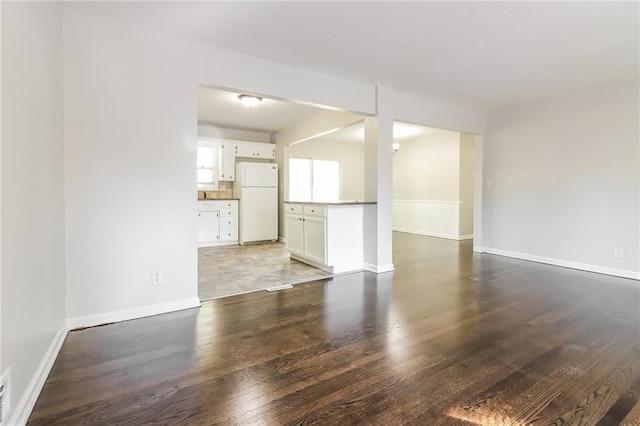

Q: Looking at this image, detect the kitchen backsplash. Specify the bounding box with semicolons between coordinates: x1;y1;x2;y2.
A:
198;183;234;199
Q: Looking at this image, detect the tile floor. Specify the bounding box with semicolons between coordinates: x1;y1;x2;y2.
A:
198;242;334;300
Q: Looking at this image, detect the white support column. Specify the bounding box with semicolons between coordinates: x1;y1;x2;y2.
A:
363;86;395;273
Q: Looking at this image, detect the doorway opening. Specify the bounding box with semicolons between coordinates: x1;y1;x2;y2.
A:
391;122;477;245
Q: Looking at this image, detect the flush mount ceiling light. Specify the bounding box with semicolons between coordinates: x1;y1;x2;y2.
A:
238;94;263;108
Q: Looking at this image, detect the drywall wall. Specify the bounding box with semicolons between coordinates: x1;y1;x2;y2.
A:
394;90;485;135
198;124;270;143
393;131;461;201
1;2;67;423
483;81;639;278
459;133;475;236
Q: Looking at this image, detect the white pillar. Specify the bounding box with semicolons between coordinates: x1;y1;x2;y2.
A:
363;86;394;273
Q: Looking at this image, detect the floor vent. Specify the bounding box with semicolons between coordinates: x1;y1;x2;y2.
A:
0;383;5;424
266;284;294;292
0;369;10;425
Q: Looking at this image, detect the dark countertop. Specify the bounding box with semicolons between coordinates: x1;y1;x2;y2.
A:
283;201;377;206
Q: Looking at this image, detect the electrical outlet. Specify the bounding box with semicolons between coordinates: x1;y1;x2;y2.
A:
152;270;164;284
614;247;624;258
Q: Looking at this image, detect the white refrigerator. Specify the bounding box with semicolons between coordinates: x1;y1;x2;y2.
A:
233;162;278;244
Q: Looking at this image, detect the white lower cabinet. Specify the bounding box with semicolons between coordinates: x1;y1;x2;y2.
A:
285;213;304;257
197;200;238;247
284;203;363;273
303;216;327;265
197;210;220;244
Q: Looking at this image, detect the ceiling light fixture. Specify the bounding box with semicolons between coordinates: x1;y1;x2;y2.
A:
238;94;262;108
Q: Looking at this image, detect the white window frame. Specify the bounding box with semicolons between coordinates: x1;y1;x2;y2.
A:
288;156;341;202
197;139;219;190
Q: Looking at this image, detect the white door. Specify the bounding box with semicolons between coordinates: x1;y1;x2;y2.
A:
304;216;326;265
285;214;304;256
239;187;278;243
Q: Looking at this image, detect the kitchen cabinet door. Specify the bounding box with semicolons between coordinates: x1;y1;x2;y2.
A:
303;216;327;265
218;143;236;181
197;211;220;244
235;141;275;160
285;214;304;257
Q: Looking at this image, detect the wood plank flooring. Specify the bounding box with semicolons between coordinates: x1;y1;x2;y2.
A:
28;233;640;425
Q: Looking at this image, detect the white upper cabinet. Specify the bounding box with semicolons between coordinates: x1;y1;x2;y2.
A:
208;139;275;182
235;141;275;160
218;142;237;181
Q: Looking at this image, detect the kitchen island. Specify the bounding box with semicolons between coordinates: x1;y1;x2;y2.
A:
283;201;376;274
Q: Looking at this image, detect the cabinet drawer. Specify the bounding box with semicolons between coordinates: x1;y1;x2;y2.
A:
221;200;238;209
220;208;238;217
304;205;326;217
285;204;303;214
198;200;221;211
220;227;238;242
220;217;237;228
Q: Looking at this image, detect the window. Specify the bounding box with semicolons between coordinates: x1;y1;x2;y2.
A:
197;141;218;190
289;157;340;202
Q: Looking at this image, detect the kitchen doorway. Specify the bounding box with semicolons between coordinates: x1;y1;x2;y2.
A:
195;86;341;301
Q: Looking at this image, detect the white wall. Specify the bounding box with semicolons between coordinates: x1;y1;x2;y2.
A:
198;124;270;143
394;90;485;135
393;131;461;201
459;133;475;236
62;6;381;324
482;81;639;278
1;2;67;423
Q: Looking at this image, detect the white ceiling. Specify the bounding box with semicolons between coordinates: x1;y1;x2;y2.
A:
198;87;320;133
68;1;638;110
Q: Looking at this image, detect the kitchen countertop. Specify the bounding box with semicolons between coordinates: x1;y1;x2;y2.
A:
283;201;377;206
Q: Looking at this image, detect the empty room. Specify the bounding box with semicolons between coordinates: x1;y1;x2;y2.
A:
2;1;639;425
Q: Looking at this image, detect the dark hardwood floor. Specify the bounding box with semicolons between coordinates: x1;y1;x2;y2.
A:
29;233;640;425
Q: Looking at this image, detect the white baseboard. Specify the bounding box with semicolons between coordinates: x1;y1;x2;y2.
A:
394;228;471;241
333;263;365;274
66;297;202;330
9;323;67;426
479;247;640;281
364;263;395;274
